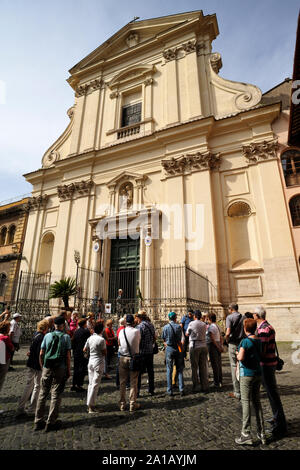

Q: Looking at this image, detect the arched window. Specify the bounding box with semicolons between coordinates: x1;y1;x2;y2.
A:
281;149;300;186
289;195;300;227
8;225;16;244
37;232;55;274
0;273;7;297
0;226;7;246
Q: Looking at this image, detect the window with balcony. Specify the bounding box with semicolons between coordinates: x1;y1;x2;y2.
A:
289;195;300;227
121;102;142;127
281;149;300;186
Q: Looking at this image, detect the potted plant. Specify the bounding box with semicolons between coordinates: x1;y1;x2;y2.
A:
49;277;77;309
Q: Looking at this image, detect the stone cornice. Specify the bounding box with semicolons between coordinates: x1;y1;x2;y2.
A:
24;195;49;212
242;138;278;164
161;151;221;176
57;179;94;201
75;78;103;97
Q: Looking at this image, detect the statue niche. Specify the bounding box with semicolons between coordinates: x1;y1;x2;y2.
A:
119;182;133;211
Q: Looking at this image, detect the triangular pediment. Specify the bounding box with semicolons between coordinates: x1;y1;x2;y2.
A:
106;171;147;188
68;10;218;76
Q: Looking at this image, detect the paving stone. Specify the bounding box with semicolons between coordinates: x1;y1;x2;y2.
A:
0;343;299;450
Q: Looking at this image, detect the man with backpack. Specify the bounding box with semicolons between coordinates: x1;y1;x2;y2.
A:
34;316;71;432
225;303;245;399
162;312;185;397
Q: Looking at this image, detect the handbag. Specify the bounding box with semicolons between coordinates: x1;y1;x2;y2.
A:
169;323;183;353
275;343;284;371
123;329;144;371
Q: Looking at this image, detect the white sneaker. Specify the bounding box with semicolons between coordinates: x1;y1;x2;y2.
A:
0;410;4;414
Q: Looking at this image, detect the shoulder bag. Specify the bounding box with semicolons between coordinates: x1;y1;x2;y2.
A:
275;342;284;371
123;329;144;371
169;323;182;353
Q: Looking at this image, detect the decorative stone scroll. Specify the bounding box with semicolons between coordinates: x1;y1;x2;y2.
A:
57;179;94;201
162;152;221;176
75;78;103;97
242;139;278;164
25;194;49;212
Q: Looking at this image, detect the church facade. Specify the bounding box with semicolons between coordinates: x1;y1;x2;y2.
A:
20;11;300;339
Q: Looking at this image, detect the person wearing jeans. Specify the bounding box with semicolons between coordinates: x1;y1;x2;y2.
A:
186;310;209;392
83;321;106;414
235;318;266;446
254;306;287;438
34;316;71;432
162;312;185;397
225;303;245;399
206;313;223;388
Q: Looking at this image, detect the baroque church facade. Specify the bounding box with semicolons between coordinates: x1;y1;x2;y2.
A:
20;11;300;339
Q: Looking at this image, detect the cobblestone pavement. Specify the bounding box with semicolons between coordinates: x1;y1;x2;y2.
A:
0;342;299;451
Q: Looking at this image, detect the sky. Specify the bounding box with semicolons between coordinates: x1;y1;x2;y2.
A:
0;0;299;203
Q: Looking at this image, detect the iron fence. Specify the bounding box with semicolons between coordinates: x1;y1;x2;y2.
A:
12;265;219;339
76;264;213;321
15;271;51;341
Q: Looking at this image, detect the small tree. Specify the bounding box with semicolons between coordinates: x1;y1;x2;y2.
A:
49;277;77;309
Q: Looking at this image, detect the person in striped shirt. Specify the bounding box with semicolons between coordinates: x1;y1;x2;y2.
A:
254;306;287;439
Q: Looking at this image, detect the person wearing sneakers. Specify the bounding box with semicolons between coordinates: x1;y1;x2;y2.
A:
15;319;49;418
235;318;266;446
34;315;71;432
225;303;245;399
118;314;141;412
83;321;106;414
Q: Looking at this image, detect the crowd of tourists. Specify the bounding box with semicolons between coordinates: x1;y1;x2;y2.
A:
0;303;287;445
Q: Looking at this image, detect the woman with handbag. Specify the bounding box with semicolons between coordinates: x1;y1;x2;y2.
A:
118;314;141;412
235;318;266;446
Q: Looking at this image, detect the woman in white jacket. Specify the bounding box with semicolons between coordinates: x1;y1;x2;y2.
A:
83;321;106;414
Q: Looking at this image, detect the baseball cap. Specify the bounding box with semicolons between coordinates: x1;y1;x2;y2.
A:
168;311;176;320
13;313;22;319
54;316;65;326
126;314;134;324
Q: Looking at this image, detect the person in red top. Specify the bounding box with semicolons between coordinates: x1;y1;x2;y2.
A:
0;321;14;413
104;319;116;370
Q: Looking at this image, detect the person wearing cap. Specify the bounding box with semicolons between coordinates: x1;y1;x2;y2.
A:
162;312;185;397
34;315;71;432
9;313;22;370
186;310;209;393
118;314;141;412
180;309;194;359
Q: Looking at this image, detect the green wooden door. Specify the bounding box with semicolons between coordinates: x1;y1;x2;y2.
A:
108;237;140;302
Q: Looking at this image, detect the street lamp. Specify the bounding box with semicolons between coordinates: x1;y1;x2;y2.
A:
74;250;80;308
